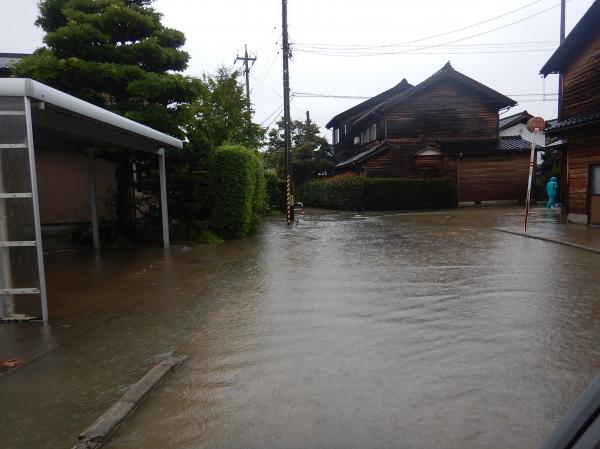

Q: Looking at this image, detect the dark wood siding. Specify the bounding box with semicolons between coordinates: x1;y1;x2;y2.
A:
566;130;600;215
361;142;422;177
458;153;529;202
414;155;443;177
36;148;116;224
562;31;600;119
385;79;499;140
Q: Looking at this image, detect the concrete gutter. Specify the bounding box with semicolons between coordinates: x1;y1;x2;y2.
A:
72;355;187;449
495;228;600;255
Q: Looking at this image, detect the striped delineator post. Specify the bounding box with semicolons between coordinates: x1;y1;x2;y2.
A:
286;174;294;225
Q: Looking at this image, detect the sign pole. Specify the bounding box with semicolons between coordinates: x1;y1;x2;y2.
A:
524;117;545;234
524;134;536;234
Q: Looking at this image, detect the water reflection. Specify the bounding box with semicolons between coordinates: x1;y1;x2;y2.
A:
105;208;600;449
1;207;599;449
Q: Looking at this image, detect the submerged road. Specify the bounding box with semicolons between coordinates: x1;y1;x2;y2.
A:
2;207;600;449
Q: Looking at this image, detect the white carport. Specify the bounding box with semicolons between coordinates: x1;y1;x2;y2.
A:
0;78;183;323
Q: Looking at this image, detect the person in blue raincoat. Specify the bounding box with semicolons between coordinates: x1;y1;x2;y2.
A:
546;176;559;208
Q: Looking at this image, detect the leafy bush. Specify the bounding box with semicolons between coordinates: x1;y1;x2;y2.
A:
211;144;267;238
298;175;457;210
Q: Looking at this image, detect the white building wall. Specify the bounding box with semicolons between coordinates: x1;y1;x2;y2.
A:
500;123;546;164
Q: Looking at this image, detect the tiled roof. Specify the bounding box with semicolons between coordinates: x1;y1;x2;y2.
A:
499;110;532;130
545;109;600;134
0;53;29;70
442;136;539;154
499;136;539;151
335;136;538;168
334;141;391;168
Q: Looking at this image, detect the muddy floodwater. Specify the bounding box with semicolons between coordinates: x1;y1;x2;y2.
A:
2;207;600;449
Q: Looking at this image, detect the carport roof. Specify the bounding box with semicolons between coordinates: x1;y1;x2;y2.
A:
0;78;183;153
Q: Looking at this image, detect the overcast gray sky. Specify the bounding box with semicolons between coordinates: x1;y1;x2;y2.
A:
1;0;595;139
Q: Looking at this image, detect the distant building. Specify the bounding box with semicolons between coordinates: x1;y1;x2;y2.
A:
540;0;600;225
0;53;29;78
326;63;539;204
499;110;552;165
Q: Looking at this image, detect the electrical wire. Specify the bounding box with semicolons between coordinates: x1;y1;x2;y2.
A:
294;0;547;49
252;46;280;95
294;48;557;57
292;91;558;100
261;103;285;126
292;0;572;58
297;40;557;50
396;1;570;54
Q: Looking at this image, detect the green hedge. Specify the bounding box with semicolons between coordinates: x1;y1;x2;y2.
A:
211;144;266;238
298;176;457;211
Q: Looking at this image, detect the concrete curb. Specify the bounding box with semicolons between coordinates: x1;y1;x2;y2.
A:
72;355;187;449
494;228;600;255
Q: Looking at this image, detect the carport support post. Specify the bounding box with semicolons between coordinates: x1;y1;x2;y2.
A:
24;97;48;323
87;149;100;251
158;148;170;248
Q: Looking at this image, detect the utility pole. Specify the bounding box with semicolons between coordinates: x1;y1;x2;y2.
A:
305;111;310;140
235;44;256;115
557;0;566;119
558;0;566;215
282;0;294;225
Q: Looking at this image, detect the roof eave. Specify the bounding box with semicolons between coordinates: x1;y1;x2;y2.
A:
546;118;600;136
0;78;183;150
540;1;600;76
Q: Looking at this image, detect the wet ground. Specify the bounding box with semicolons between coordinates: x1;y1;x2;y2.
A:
1;206;600;449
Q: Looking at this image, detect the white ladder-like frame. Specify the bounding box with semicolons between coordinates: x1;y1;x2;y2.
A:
0;97;48;322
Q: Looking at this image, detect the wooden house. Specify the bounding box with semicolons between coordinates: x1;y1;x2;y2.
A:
540;0;600;225
326;63;537;203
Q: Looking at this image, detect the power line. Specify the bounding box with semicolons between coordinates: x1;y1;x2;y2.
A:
252;43;280;95
294;47;556;57
294;0;547;49
251;73;305;115
402;0;570;54
261;103;284;126
297;40;558;50
293;0;571;58
292;91;558;100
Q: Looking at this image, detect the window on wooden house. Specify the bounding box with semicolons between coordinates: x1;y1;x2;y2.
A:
361;124;377;145
333;128;340;144
369;124;377;141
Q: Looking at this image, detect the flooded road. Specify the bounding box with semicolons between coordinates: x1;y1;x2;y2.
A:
106;208;600;449
2;207;600;449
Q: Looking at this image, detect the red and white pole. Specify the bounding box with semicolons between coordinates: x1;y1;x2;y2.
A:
524;117;545;233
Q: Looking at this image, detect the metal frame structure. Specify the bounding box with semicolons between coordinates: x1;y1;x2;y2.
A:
0;79;182;323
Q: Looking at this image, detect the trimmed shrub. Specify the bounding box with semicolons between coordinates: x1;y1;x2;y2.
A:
299;174;365;210
298;175;457;211
211;144;267;238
